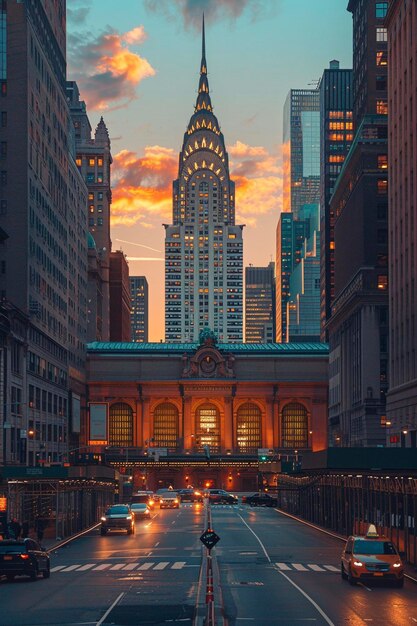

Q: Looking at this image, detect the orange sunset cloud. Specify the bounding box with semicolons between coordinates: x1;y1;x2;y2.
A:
110;141;283;227
68;26;155;111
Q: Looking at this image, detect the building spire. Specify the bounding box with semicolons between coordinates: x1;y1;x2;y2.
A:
195;14;212;112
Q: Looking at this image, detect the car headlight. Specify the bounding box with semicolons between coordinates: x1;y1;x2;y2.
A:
353;561;364;567
393;563;402;568
149;500;154;506
126;515;132;520
175;499;179;503
101;516;107;522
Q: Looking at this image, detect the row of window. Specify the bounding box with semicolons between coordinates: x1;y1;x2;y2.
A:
106;401;310;450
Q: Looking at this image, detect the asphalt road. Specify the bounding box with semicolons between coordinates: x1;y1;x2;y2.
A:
0;503;416;626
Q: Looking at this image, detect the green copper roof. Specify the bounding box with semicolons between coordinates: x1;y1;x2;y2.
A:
87;342;329;355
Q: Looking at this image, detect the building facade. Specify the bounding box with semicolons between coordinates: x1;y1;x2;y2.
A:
327;0;389;447
165;20;243;343
319;61;353;340
245;263;275;343
109;251;131;342
0;0;83;465
386;0;417;447
86;338;328;490
130;276;149;343
67;81;112;342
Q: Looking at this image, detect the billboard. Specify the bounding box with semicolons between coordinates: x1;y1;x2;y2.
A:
89;403;108;444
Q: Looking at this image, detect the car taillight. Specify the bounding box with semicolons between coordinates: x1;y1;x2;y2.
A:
20;554;30;560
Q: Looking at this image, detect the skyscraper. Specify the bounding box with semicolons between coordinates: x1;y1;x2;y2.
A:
327;0;388;446
245;263;275;343
319;61;353;340
0;0;86;464
386;0;417;447
109;251;131;342
130;276;148;343
165;19;243;343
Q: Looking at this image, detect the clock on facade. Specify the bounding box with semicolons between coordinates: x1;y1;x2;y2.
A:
200;354;216;374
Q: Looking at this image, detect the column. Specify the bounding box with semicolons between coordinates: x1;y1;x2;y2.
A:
142;397;151;444
265;398;274;449
223;397;233;451
183;396;193;451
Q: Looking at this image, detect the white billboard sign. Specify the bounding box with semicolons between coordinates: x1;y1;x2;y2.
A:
89;403;108;443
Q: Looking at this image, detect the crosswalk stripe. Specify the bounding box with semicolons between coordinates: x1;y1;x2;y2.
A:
93;563;113;571
122;563;140;570
275;563;291;570
137;562;154;570
76;563;96;571
153;562;169;570
172;562;186;569
293;563;308;571
51;565;67;572
307;564;326;572
323;565;339;572
61;564;82;572
110;563;125;570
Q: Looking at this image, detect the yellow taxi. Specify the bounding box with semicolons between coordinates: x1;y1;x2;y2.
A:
341;524;404;587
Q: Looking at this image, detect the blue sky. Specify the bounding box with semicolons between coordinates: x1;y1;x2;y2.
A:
67;0;352;340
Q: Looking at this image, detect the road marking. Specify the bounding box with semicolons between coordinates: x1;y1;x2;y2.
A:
123;562;140;570
276;571;335;626
275;563;291;571
154;542;160;547
138;562;154;570
293;564;309;571
96;592;125;626
236;513;271;563
93;563;112;570
61;564;82;571
109;563;125;570
323;565;339;572
154;561;169;570
77;563;96;571
51;565;67;572
172;561;186;569
307;564;325;572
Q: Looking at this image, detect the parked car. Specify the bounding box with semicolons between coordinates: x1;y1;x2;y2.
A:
341;524;404;587
159;492;180;509
100;504;135;535
206;489;238;505
177;488;203;503
130;503;151;520
0;539;50;581
242;493;277;507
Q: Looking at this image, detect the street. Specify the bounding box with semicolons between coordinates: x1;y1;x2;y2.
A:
0;503;416;626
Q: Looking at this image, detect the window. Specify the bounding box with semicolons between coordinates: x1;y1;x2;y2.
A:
377;155;388;169
282;402;308;448
109;403;133;446
377;179;388;194
376;27;387;42
376;100;388;115
97;172;103;183
75;157;81;167
153;403;179;450
196;404;220;452
376;51;387;66
377;275;388;290
375;2;388;18
376;75;387;91
88;158;95;167
236;403;261;452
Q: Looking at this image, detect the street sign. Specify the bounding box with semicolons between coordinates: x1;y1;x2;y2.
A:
200;528;220;551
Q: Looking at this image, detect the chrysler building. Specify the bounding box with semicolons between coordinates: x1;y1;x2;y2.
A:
165;18;244;343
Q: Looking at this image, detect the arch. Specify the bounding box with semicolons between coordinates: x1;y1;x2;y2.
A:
281;402;308;448
195;403;220;452
109;402;134;446
236;402;262;452
153;402;179;450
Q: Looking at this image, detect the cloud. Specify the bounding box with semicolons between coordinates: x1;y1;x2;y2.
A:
111;146;178;227
144;0;276;29
67;26;155;111
67;0;92;24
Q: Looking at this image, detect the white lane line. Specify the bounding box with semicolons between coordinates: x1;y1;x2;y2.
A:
51;565;67;572
109;563;125;570
138;562;154;570
323;565;339;572
172;562;186;569
275;563;291;571
93;563;112;571
154;562;169;570
154;542;160;547
276;570;335;626
96;592;125;626
293;564;309;571
61;564;82;572
307;564;326;572
122;563;140;570
77;563;96;571
236;513;271;563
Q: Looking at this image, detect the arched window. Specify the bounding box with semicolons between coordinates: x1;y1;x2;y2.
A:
153;403;179;450
109;403;133;446
282;402;308;448
196;404;220;452
236;403;261;452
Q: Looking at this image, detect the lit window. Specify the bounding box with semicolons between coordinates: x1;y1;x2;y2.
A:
375;2;388;18
377;179;388;194
377;155;388;169
97;157;103;167
75;158;81;167
376;27;387;42
377;275;388;290
376;100;388;115
89;158;95;167
376;51;387;66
